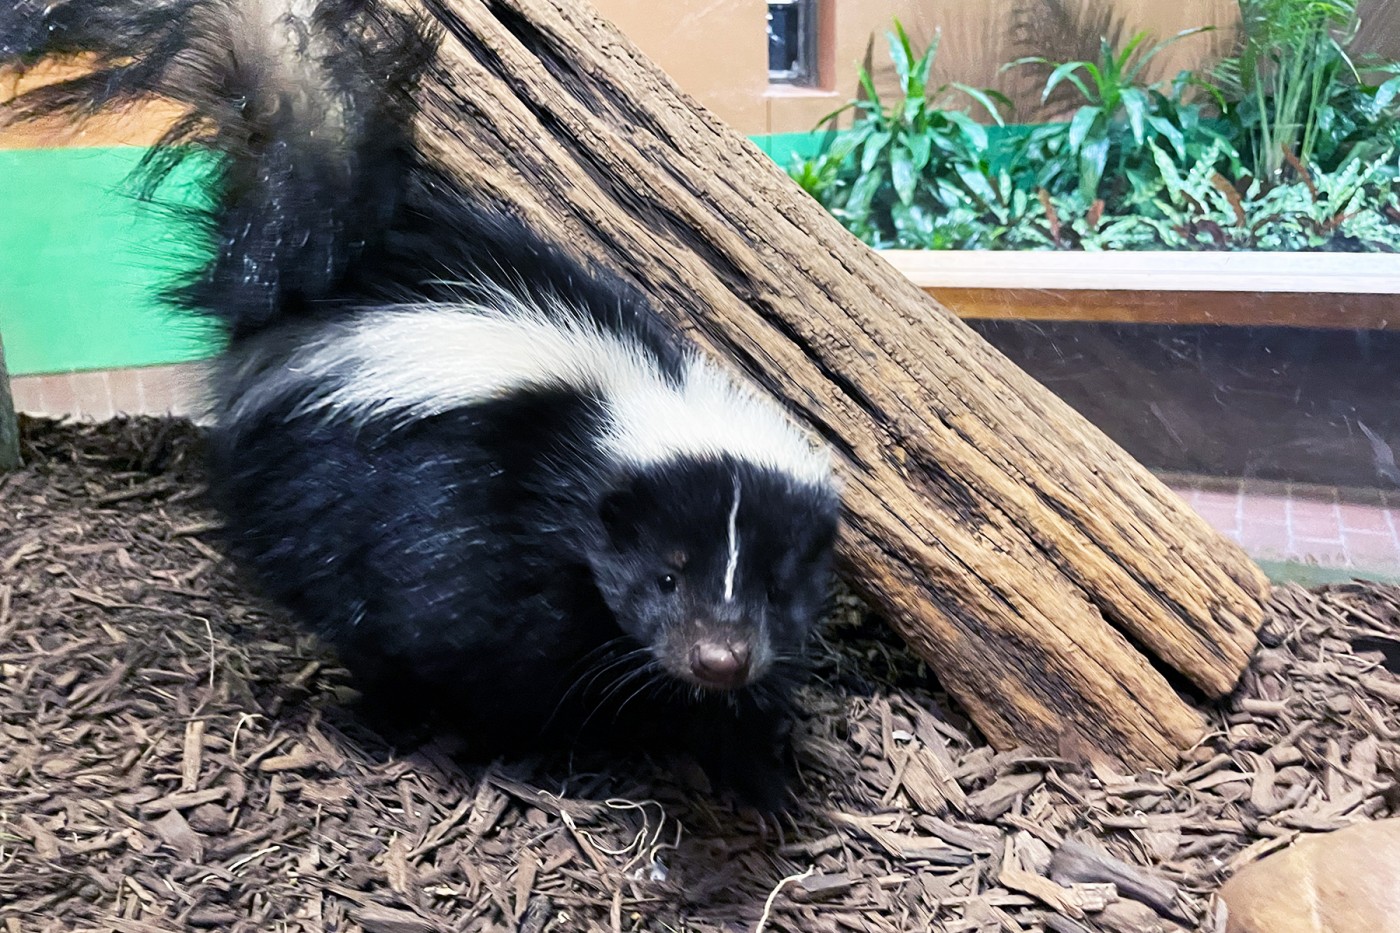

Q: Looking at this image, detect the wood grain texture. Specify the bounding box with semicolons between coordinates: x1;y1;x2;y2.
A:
883;249;1400;329
404;0;1269;767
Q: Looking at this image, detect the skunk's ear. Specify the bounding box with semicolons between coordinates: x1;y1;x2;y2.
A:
804;507;840;563
598;485;641;549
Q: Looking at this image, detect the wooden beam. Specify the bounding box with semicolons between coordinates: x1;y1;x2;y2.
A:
882;249;1400;295
927;287;1400;330
407;0;1269;768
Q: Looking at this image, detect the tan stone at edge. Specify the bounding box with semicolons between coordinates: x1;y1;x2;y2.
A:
1220;820;1400;933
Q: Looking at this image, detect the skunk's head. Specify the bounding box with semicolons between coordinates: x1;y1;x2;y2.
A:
586;457;839;692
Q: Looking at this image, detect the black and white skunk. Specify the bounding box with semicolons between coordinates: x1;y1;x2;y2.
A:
2;0;840;808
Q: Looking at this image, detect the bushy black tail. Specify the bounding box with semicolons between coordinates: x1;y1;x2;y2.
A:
1;0;436;338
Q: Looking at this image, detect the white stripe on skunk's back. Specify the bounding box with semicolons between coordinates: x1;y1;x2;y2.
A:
229;298;833;488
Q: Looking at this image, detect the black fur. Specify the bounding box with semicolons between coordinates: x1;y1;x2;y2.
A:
3;0;841;810
350;163;692;381
213;393;837;807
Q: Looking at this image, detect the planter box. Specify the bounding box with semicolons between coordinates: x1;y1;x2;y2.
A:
879;248;1400;490
880;250;1400;330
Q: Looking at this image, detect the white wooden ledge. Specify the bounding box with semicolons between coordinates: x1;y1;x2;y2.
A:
879;249;1400;329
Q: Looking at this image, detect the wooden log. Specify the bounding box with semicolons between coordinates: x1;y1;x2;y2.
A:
405;0;1269;768
0;333;19;472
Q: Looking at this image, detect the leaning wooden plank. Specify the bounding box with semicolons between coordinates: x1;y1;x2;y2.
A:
406;0;1269;768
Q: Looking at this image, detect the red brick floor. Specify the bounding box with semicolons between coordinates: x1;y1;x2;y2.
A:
1166;476;1400;578
10;362;207;421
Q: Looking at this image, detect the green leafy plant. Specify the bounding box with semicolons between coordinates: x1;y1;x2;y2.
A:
789;20;1010;247
786;134;858;204
1308;59;1400;169
785;9;1400;253
1005;28;1223;200
1008;0;1132;119
1214;0;1362;176
842;21;1009;217
992;146;1400;251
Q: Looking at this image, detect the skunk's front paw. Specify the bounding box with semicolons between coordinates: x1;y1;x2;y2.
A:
707;747;792;814
687;699;797;814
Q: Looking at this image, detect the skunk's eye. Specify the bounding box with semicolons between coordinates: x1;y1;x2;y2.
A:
657;574;678;594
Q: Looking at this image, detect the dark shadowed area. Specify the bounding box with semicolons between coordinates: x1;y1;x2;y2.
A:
975;321;1400;490
3;417;1399;932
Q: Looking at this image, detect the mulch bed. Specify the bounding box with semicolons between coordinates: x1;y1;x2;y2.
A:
3;416;1399;933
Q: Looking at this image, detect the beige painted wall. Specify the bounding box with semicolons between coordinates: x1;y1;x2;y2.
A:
593;0;1242;135
592;0;953;135
0;57;185;148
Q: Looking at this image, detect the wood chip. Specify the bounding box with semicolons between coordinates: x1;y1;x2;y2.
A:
149;809;204;862
258;748;327;773
1049;840;1178;916
181;719;206;791
138;787;228;817
350;903;436;933
797;872;854;900
968;772;1044;820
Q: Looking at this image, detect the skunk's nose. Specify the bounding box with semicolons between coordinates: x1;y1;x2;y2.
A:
690;640;752;688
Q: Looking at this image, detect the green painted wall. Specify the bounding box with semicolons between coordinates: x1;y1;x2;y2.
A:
0;147;222;376
749;130;831;168
0;133;835;376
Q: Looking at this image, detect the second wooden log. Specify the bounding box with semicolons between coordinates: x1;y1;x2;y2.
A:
403;0;1270;768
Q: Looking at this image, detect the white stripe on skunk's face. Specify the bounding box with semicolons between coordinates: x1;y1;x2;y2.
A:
723;477;741;603
222;295;835;490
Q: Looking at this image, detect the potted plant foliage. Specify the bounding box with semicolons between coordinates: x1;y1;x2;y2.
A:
789;0;1400;329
